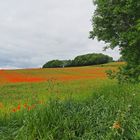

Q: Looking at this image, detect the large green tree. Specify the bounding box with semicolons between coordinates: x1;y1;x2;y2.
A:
90;0;140;82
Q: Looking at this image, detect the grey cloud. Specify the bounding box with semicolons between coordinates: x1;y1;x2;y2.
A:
0;0;120;69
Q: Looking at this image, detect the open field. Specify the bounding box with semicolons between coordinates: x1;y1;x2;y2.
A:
0;62;123;115
1;62;140;140
0;62;122;84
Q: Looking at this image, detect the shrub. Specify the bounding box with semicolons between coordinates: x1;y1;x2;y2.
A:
42;60;64;68
43;53;113;68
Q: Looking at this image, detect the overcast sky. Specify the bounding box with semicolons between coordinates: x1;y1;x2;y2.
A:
0;0;120;69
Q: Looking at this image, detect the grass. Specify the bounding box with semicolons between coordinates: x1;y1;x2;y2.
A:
1;62;140;139
1;82;140;139
0;79;110;116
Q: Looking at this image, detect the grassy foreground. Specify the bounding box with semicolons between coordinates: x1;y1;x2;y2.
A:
1;81;140;140
0;62;140;139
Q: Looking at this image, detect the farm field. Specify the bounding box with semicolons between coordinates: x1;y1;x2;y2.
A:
1;62;140;139
0;62;120;84
0;62;122;115
0;63;113;114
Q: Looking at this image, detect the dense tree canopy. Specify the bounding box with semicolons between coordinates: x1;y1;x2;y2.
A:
42;60;72;68
71;53;113;67
42;53;113;68
90;0;140;82
42;60;64;68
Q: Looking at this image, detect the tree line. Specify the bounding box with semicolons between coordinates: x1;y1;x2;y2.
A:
42;53;113;68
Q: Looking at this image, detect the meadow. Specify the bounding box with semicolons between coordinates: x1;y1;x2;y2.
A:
0;62;140;140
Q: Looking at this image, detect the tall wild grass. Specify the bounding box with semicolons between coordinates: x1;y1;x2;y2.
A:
1;83;140;140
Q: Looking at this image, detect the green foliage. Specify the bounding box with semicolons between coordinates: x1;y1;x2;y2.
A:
42;60;72;68
43;53;113;68
42;60;64;68
106;69;117;80
107;65;140;84
90;0;140;82
71;53;113;67
1;83;140;139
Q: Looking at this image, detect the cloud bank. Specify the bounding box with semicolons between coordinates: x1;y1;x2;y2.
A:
0;0;120;69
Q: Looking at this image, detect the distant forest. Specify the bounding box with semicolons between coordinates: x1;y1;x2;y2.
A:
42;53;113;68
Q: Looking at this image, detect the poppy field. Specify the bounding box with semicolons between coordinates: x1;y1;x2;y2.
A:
0;64;111;114
1;62;140;140
0;62;122;114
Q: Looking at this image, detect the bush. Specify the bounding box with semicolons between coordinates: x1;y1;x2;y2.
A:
106;65;140;84
42;60;64;68
43;53;113;68
71;53;113;67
